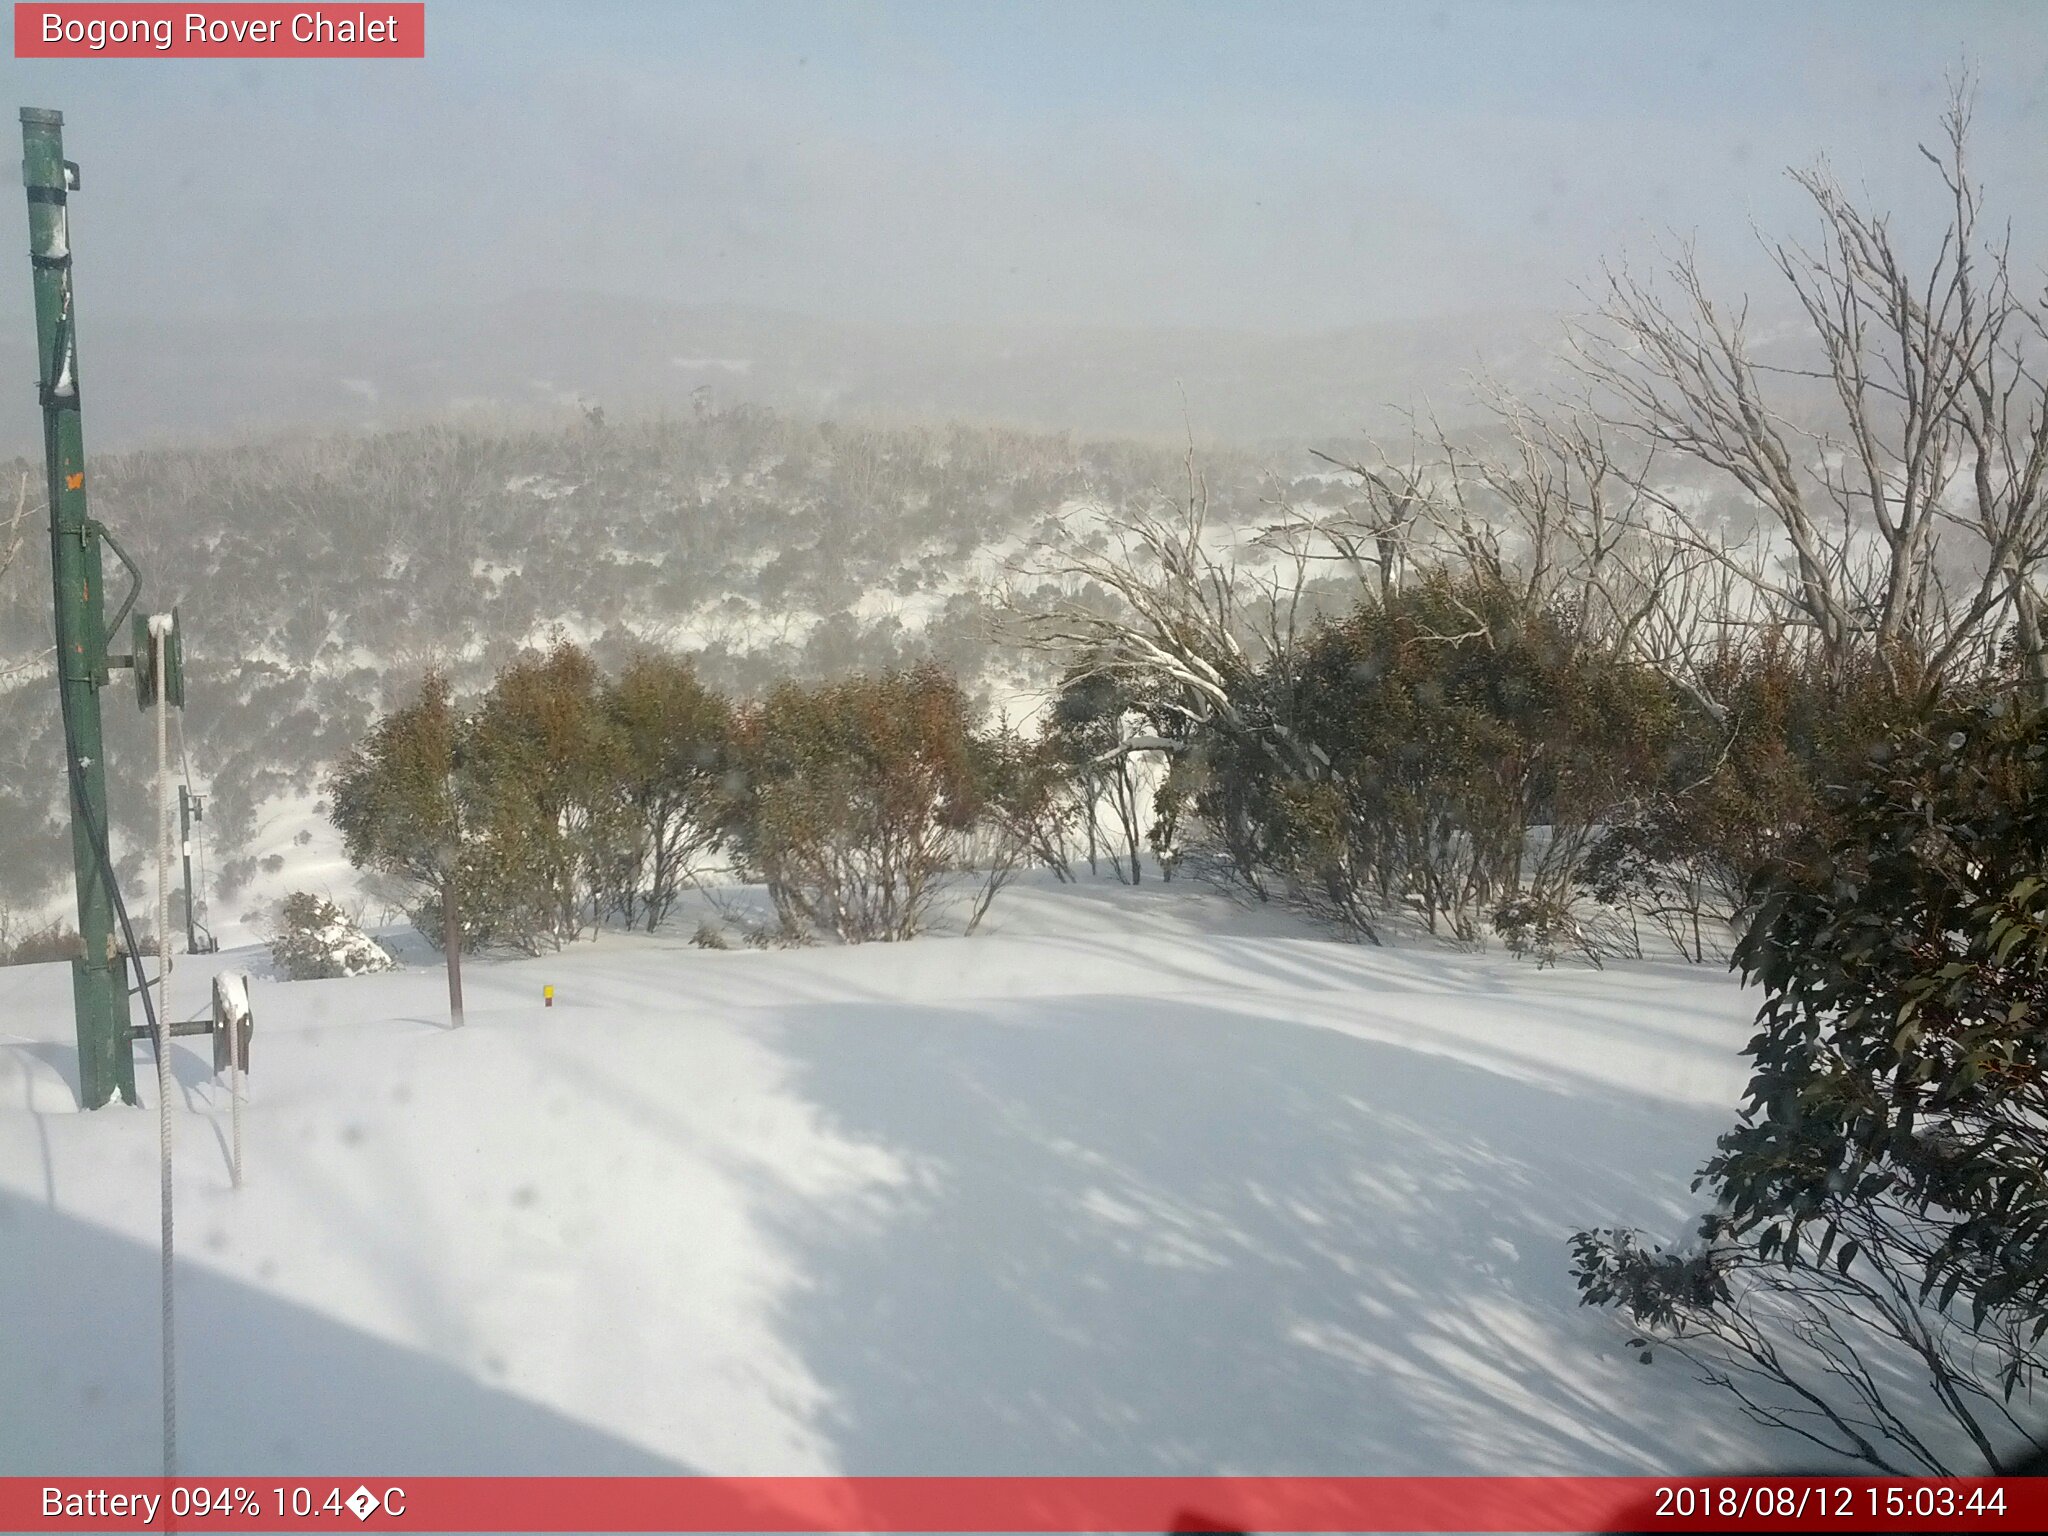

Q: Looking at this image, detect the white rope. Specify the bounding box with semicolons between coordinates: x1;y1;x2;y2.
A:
151;615;176;1477
230;1002;244;1190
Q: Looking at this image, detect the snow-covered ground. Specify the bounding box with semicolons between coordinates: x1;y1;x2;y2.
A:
2;877;1810;1476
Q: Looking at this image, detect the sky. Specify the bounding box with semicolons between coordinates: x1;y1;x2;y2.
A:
2;0;2046;336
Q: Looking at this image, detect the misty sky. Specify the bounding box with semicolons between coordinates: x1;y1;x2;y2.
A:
4;0;2046;336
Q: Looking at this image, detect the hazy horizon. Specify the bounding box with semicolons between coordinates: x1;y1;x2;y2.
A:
2;0;2045;446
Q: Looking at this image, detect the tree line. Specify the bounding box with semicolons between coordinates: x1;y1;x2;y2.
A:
326;640;1125;952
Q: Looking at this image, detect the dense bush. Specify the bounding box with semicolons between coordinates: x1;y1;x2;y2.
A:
331;648;1056;950
464;641;623;946
1579;639;1948;961
267;892;396;981
1127;567;1971;963
1572;693;2048;1472
0;917;83;967
721;666;983;943
1166;576;1677;947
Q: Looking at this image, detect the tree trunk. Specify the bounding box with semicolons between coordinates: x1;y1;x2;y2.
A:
2015;578;2048;709
442;877;465;1029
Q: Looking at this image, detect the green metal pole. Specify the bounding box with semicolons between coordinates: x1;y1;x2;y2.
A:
22;108;135;1108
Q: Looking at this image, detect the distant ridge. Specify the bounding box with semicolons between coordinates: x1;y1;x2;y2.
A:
0;292;1577;454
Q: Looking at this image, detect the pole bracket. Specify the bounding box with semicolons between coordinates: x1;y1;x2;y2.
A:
89;519;142;642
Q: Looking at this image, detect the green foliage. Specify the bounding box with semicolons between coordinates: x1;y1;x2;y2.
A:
327;670;465;935
1570;1226;1729;1336
1491;891;1587;969
1720;698;2048;1372
722;665;983;942
1200;575;1678;943
329;648;730;954
465;639;622;947
1572;690;2048;1473
331;650;1048;951
1581;639;1948;961
600;653;732;932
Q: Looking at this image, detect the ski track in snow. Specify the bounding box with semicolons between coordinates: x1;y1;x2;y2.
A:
0;877;1863;1476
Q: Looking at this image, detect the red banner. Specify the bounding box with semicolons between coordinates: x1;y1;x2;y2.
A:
13;4;425;58
1;1476;2042;1532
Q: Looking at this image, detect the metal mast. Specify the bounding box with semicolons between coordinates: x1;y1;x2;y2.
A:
22;107;137;1107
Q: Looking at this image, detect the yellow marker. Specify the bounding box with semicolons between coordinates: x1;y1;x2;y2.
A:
543;985;554;1009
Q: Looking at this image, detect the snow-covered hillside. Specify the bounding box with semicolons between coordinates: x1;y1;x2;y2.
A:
0;412;1314;922
3;878;1840;1476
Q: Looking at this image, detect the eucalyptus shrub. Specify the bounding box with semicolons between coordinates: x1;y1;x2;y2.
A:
1573;696;2048;1473
1194;575;1676;946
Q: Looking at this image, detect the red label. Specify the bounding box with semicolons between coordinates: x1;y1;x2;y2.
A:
13;4;425;57
0;1476;2042;1532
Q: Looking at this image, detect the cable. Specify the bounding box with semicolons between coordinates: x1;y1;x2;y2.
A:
152;616;176;1479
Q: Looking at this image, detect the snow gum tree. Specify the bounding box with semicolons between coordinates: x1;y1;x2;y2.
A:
599;652;732;932
720;665;983;943
1574;84;2048;705
1044;667;1158;884
465;639;627;947
330;646;733;954
961;716;1076;930
327;670;469;944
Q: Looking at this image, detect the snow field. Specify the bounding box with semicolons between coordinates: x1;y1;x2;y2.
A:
2;877;1822;1477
